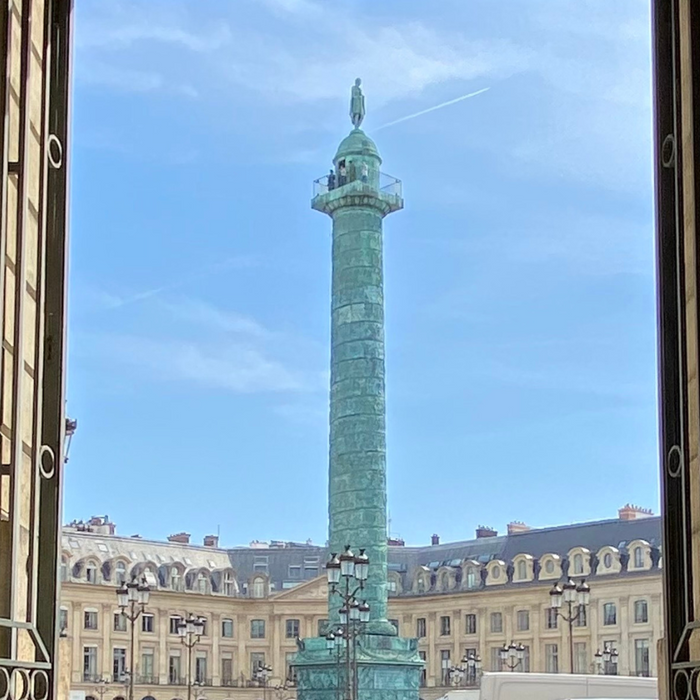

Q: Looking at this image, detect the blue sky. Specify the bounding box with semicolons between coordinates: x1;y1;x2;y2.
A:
65;0;657;547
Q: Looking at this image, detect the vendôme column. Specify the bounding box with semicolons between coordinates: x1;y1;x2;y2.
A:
293;80;422;700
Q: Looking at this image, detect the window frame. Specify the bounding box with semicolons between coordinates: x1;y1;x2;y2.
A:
490;612;503;634
250;619;266;639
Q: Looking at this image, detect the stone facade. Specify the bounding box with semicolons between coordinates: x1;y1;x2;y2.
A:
59;510;663;700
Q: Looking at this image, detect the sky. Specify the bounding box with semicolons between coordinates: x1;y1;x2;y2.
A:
65;0;657;548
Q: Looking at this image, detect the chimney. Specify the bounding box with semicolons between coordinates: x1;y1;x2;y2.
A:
476;525;498;539
431;534;440;546
618;504;654;521
507;521;531;535
168;532;191;544
203;535;219;548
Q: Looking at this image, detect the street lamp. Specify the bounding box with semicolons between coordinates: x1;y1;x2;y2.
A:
325;546;371;700
178;614;205;700
254;663;273;700
447;652;482;687
595;644;619;675
549;578;590;673
116;576;150;700
94;676;110;700
499;642;525;672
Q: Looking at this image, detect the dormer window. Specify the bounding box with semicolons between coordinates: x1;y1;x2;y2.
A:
170;568;182;591
252;577;265;599
573;553;583;575
492;566;500;579
545;560;554;574
224;573;236;597
517;560;527;580
86;561;97;584
634;547;644;569
115;562;126;585
197;572;208;594
466;567;477;589
604;553;612;568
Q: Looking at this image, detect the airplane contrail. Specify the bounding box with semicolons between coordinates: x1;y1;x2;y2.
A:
376;87;490;131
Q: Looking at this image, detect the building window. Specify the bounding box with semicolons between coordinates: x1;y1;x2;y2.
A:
419;651;427;687
545;559;555;574
416;618;426;638
221;657;233;684
575;605;587;627
490;647;501;672
634;600;649;624
113;648;127;681
114;612;127;632
465;614;477;635
440;650;451;684
170;568;182;591
142;614;154;633
545;608;558;630
224;573;236;596
251;652;265;678
490;612;503;634
84;610;98;630
603;603;617;626
388;578;398;593
169;616;182;635
574;642;587;674
141;651;154;682
59;607;68;633
466;567;477;589
440;616;451;636
517;609;529;632
222;618;234;638
491;565;501;580
603;552;613;568
517;560;527;580
572;553;583;575
634;547;644;569
288;565;301;579
603;640;618;675
251;619;266;639
252;577;265;598
389;619;400;634
635;639;650;677
197;572;209;594
285;653;296;684
521;645;531;673
83;646;98;682
545;644;559;674
286;619;300;639
195;654;207;683
169;654;181;684
60;558;69;582
304;557;319;579
115;562;126;585
317;619;329;637
254;556;269;573
86;562;98;584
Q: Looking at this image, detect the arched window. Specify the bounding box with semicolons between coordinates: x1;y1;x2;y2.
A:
115;561;127;585
573;553;583;575
417;576;426;593
85;561;98;584
170;568;182;591
60;557;69;582
634;547;644;568
545;559;554;574
142;695;156;700
223;573;236;596
252;577;265;599
604;553;613;568
197;572;208;594
517;560;527;580
466;567;477;589
491;565;500;580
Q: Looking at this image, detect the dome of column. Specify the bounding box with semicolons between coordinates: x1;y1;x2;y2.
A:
334;128;381;164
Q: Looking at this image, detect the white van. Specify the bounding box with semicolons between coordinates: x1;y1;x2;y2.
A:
479;672;658;700
435;672;658;700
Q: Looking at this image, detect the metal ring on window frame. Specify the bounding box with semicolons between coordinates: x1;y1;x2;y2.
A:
47;134;63;170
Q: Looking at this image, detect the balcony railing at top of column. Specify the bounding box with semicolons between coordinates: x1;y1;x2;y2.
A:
312;172;402;198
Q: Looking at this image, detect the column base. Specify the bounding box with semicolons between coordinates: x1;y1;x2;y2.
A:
294;634;422;700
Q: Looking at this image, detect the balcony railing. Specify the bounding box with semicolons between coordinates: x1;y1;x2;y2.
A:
135;676;159;685
312;172;402;199
168;676;187;686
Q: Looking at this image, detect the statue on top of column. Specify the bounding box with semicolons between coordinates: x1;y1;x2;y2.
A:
350;78;365;129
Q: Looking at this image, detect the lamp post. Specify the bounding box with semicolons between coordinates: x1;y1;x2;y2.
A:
94;677;110;700
549;578;590;673
178;614;205;700
254;663;273;700
594;644;619;675
116;576;150;700
499;642;525;672
325;547;371;700
448;653;482;687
